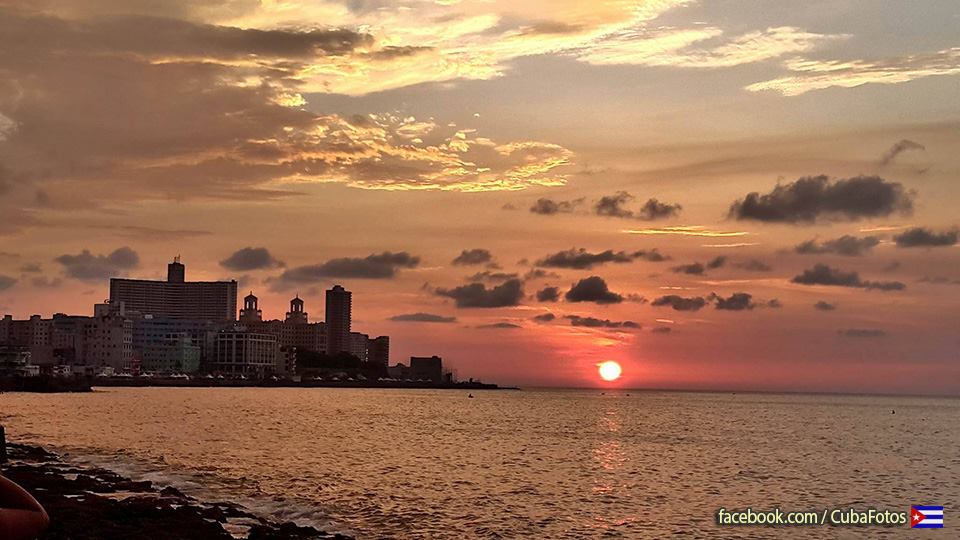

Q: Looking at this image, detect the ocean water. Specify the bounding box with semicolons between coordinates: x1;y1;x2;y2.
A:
1;387;958;538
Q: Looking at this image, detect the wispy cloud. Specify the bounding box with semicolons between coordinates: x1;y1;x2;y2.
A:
747;48;960;96
625;226;749;238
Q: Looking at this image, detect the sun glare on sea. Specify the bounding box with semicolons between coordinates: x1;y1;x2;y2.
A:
597;361;622;382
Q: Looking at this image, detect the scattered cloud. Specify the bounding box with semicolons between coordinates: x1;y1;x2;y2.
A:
220;247;284;271
671;256;725;275
711;292;756;311
893;227;958;248
532;313;556;323
477;322;522;330
54;247;139;281
791;264;905;291
651;295;707;311
814;301;837;311
565;276;623;304
537;248;633;269
524;268;561;280
0;275;16;290
467;271;519;283
879;139;925;166
652;326;672;334
529;197;584;215
595;192;681;220
272;252;419;287
435;279;525;308
737;259;772;272
564;315;640;329
729;176;913;223
536;286;561;302
452;249;494;266
389;313;457;323
918;276;960;286
30;276;62;288
794;235;880;256
19;263;42;274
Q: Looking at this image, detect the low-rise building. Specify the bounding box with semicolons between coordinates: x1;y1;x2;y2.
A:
410;355;443;382
140;333;201;373
210;330;279;376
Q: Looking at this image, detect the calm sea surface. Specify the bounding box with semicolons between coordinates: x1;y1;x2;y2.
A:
1;388;958;538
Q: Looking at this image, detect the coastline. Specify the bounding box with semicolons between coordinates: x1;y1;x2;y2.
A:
0;441;353;540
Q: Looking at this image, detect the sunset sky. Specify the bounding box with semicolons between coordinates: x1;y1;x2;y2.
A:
0;0;958;394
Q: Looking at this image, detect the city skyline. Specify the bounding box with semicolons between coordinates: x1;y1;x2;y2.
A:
0;1;958;393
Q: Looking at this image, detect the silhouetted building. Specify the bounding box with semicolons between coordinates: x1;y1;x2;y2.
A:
349;332;369;362
286;295;308;324
410;355;443;382
239;292;262;323
369;336;389;367
1;308;132;372
325;285;351;354
109;257;237;321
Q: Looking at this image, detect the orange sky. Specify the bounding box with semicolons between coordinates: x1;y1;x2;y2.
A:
0;0;958;394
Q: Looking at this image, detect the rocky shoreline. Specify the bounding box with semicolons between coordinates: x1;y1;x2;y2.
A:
0;442;353;540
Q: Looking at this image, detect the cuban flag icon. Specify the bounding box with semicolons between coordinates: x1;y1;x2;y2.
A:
911;505;944;528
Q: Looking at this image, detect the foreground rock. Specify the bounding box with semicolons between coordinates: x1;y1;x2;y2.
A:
1;443;352;540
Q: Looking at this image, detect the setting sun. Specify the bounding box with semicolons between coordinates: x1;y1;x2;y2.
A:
598;361;623;382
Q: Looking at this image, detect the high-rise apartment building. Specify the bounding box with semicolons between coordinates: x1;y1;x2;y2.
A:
109;257;237;321
325;285;351;355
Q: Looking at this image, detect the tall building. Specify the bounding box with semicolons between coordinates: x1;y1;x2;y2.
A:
325;285;351;355
109;257;237;321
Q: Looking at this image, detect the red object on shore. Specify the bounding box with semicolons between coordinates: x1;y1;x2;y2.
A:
0;475;50;540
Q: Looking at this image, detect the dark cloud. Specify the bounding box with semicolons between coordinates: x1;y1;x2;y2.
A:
651;295;707;311
467;271;519;283
529;197;583;215
651;326;672;334
729;175;913;223
634;249;670;262
767;299;783;308
814;301;837;311
840;328;887;338
536;248;634;269
477;322;522;329
706;256;726;269
435;279;524;308
532;313;556;323
274;252;419;286
54;247;139;281
0;275;16;291
711;292;755;311
671;262;705;275
219;247;284;271
594;192;681;220
536;286;561;302
791;264;905;291
452;249;493;266
524;268;561;280
879;139;924;166
893;227;958;248
19;263;42;273
363;45;434;61
564;276;623;304
389;313;457;323
795;235;880;256
638;198;682;220
565;315;639;329
671;256;725;275
737;259;772;272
